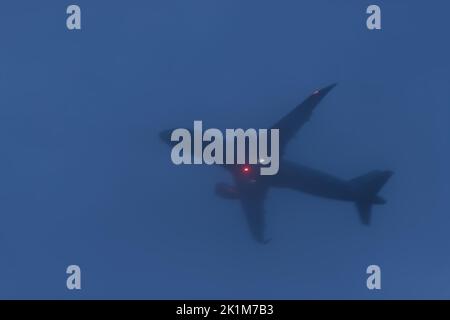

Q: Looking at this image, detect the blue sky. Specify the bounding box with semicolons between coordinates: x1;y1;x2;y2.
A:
0;0;449;298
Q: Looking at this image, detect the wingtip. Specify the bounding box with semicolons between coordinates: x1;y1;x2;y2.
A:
323;82;338;92
312;83;337;96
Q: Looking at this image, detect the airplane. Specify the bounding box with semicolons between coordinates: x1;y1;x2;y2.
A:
160;83;393;244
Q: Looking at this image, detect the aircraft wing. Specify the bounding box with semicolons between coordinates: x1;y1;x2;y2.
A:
271;83;337;156
239;187;271;244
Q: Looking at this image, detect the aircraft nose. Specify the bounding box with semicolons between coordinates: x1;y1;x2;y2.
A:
159;129;172;143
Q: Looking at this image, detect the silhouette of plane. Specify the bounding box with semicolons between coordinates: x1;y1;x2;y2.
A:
160;84;393;244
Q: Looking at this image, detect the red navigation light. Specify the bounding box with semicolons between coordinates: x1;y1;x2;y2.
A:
242;166;250;174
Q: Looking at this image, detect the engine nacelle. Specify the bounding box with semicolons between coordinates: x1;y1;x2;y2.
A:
215;183;240;199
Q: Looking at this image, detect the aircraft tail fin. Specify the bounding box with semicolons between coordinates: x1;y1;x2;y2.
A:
350;170;394;225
